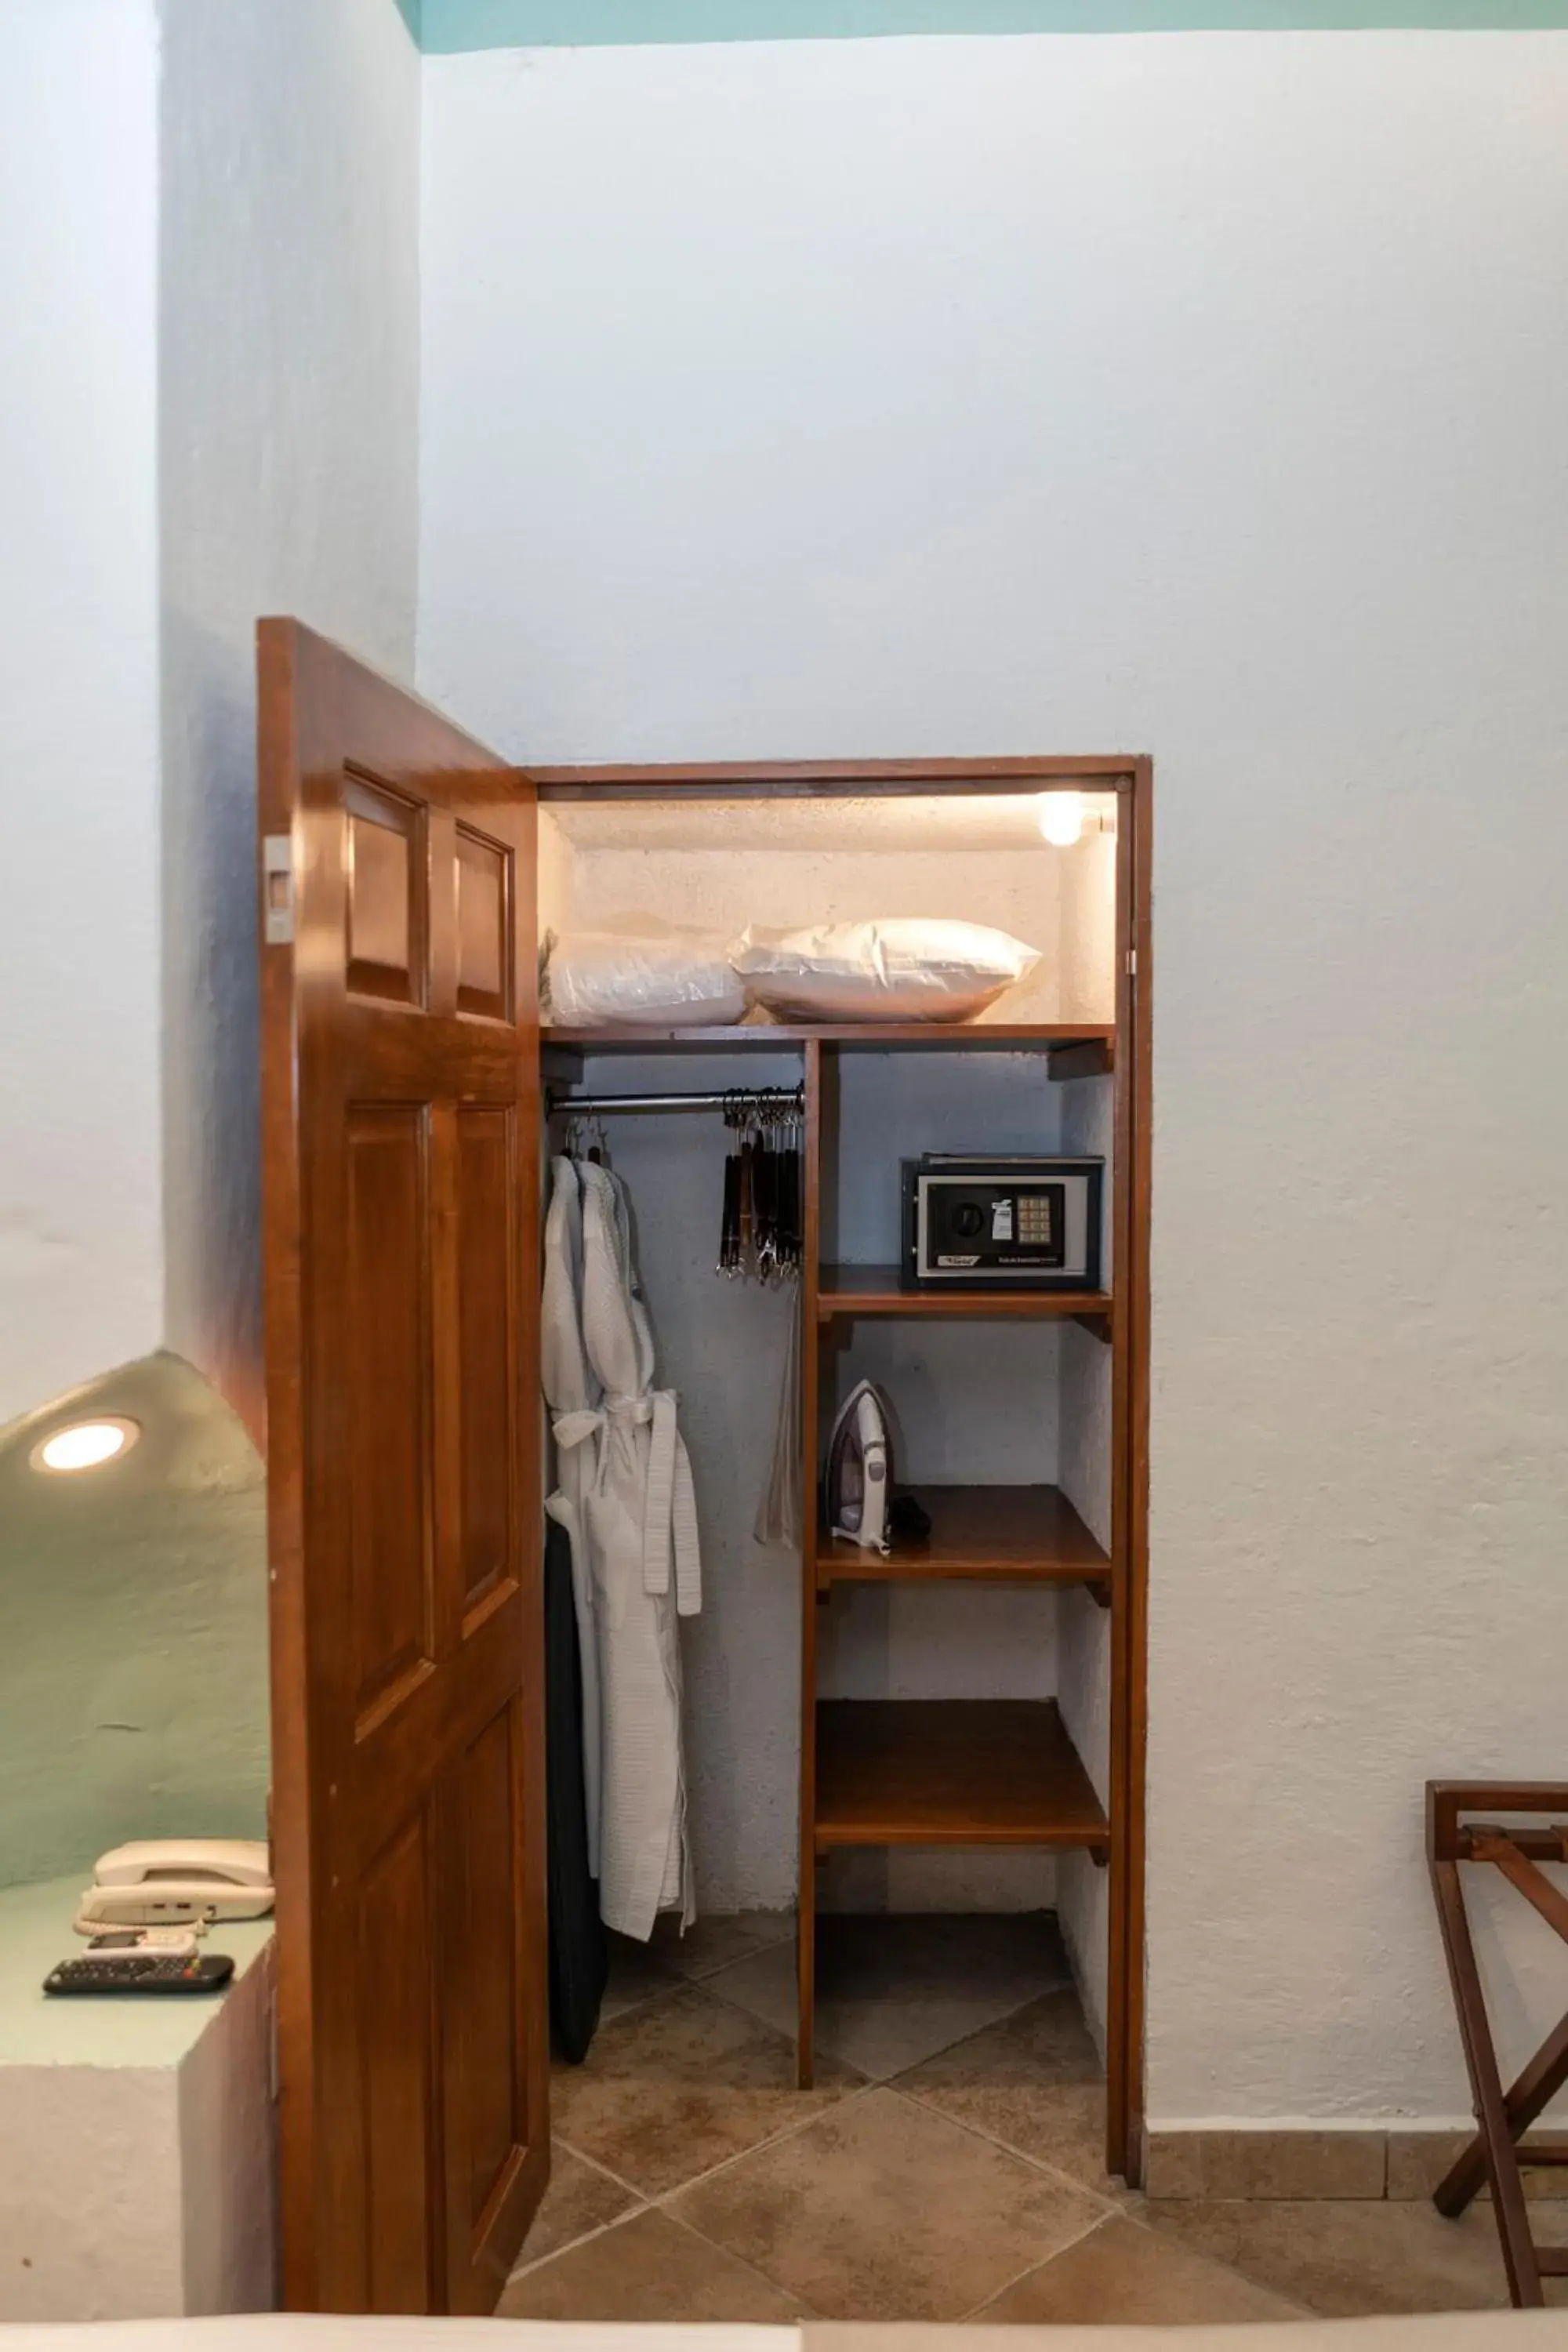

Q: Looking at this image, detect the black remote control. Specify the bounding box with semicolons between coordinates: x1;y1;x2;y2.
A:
44;1953;235;1997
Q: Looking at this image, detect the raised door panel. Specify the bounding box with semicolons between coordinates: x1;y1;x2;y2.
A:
358;1811;438;2313
455;1105;514;1621
456;1708;521;2216
439;1689;545;2311
455;824;511;1022
346;772;425;1005
345;1106;434;1729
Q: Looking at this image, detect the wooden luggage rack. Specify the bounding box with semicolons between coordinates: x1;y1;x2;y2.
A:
1428;1780;1568;2307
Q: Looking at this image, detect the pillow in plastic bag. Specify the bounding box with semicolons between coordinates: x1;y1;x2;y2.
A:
729;919;1041;1024
542;929;747;1029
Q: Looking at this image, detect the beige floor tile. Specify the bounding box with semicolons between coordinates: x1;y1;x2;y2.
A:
551;1980;862;2197
978;2213;1306;2324
1147;2193;1531;2317
601;1931;684;2021
653;1909;794;1980
513;2140;642;2269
708;1912;1071;2082
498;2208;809;2321
896;1987;1121;2198
671;2084;1102;2321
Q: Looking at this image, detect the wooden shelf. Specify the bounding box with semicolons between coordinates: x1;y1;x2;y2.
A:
817;1265;1112;1326
543;1021;1112;1059
815;1483;1111;1600
815;1699;1109;1854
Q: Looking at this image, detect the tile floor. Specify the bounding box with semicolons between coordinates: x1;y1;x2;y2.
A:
499;1911;1566;2327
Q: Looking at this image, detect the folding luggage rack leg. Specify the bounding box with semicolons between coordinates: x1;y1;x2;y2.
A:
1427;1780;1568;2308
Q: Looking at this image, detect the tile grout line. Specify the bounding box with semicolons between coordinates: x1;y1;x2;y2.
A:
506;2198;652;2286
513;2103;858;2300
698;1956;1079;2089
954;2205;1116;2322
881;2078;1127;2216
652;2075;887;2209
666;1929;797;1985
525;1937;1112;2311
528;2073;885;2274
655;2204;827;2321
550;2132;651;2202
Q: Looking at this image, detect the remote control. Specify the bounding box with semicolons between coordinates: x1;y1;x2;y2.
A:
44;1953;235;1997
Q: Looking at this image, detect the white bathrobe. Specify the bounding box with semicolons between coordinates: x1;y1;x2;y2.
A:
578;1160;701;1938
541;1156;605;1879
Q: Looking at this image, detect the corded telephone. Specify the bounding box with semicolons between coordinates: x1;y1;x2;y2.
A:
74;1838;275;1933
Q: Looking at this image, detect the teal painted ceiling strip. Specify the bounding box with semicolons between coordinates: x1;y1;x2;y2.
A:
394;0;423;38
421;0;1568;49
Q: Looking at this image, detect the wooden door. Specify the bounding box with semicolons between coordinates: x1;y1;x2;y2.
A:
258;620;547;2313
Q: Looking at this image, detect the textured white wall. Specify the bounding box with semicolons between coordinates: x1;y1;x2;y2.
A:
0;0;163;1425
159;0;423;1439
423;31;1568;2124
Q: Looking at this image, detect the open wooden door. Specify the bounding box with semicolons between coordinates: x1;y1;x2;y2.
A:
257;620;548;2313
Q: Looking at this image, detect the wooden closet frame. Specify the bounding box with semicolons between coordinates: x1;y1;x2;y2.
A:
534;753;1153;2182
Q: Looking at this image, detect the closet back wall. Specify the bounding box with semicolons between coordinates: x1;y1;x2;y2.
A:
420;31;1568;2125
541;808;1098;1913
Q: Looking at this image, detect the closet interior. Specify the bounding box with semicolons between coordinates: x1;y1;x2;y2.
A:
535;758;1149;2175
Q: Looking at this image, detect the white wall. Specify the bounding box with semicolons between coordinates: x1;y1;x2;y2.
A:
0;0;163;1426
421;31;1568;2125
159;0;423;1440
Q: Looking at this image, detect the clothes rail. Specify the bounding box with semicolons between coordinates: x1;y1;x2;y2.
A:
544;1086;805;1117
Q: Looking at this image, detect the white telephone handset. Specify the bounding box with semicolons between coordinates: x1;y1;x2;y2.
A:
74;1839;275;1933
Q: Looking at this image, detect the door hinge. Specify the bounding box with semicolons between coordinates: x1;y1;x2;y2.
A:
1125;947;1138;977
262;835;295;945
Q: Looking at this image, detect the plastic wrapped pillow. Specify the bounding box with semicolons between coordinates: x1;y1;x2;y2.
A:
543;929;748;1029
728;918;1041;1024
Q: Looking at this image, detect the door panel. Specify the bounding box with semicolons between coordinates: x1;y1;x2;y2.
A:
345;1105;432;1722
453;1705;524;2216
358;1809;438;2312
441;1687;542;2300
345;773;423;1004
455;1105;515;1616
455;825;511;1019
260;620;546;2314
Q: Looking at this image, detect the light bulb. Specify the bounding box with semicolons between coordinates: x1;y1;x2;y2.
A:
1036;792;1083;848
31;1417;140;1473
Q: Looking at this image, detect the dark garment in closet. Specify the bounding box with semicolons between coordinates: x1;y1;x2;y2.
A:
545;1515;608;2063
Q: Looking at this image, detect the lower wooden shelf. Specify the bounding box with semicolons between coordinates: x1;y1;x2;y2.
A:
814;1698;1109;1856
817;1265;1112;1325
815;1483;1111;1601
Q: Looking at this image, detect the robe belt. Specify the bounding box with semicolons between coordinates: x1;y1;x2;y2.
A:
551;1406;604;1454
600;1391;702;1617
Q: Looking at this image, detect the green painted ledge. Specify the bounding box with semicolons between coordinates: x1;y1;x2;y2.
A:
419;0;1568;51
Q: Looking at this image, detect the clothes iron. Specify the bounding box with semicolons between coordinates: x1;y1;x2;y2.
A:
826;1380;893;1555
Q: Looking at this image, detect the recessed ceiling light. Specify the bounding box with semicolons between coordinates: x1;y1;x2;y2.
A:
30;1417;142;1474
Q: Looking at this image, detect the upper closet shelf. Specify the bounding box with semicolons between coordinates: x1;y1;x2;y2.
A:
543;1021;1113;1066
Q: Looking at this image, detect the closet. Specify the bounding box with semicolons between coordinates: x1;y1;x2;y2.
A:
534;756;1151;2166
257;622;1151;2314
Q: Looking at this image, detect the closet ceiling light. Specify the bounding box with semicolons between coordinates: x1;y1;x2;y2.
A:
1035;792;1083;848
30;1417;141;1474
